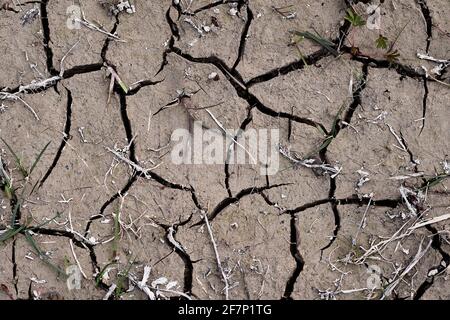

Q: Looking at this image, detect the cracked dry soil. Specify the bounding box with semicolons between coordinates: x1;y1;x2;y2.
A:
0;0;449;300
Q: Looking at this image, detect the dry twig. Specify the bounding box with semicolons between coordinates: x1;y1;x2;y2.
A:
203;213;229;300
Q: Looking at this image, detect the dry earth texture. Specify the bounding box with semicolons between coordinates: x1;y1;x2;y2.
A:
0;0;449;300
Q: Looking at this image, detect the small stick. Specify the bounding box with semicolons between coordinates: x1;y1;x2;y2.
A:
353;197;372;246
105;64;129;103
75;11;125;41
69;210;88;280
278;144;341;176
66;210;96;247
417;52;449;64
103;283;117;300
128;269;193;300
59;41;80;77
386;124;407;152
408;213;450;231
271;5;297;19
106;147;162;178
389;173;424;180
167;226;186;253
69;239;88;279
136;265;155;300
399;186;418;217
382;238;432;298
148;142;171;153
153;287;193;300
18;76;61;93
204;108;257;164
185;101;224;110
355;209;428;264
421;66;450;87
0;92;40;120
184;18;203;36
203;213;229;300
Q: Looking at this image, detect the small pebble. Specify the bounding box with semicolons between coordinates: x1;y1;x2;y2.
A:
428;269;438;277
208;72;219;81
229;8;238;16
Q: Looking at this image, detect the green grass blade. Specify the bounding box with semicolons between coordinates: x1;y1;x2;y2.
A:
95;262;116;286
10;198;22;228
0;225;26;243
0;137;28;178
291;31;339;56
4;183;12;199
118;79;129;94
420;174;450;191
24;230;67;278
29;141;51;176
115;259;135;298
10;187;26;228
28;212;62;229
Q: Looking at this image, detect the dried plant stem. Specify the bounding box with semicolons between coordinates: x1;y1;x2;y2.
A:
69;239;88;279
278;144;341;176
205;108;257;164
75;13;124;41
0;92;40;120
203;213;229;300
106;147;162;178
382;239;432;298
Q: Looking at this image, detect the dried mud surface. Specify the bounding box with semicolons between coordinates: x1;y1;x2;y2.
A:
0;0;449;300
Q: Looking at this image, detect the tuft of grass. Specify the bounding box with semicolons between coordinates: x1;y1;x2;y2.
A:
307;102;346;158
385;49;401;63
114;259;135;299
0;140;51;227
0;139;64;279
375;35;389;50
1;211;61;244
96;262;116;286
0;225;26;242
0;138;51;179
24;230;66;278
1;137;28;178
344;8;365;27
